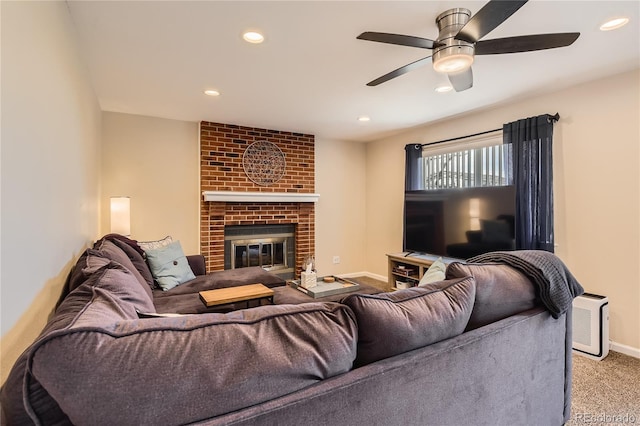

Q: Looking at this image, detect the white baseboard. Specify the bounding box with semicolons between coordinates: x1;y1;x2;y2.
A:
610;341;640;359
339;271;388;283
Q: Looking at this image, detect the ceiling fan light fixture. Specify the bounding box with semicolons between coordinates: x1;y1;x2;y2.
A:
204;89;220;97
599;17;629;31
433;52;474;74
357;2;580;91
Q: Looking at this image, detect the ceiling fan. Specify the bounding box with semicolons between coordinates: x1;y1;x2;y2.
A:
357;0;580;91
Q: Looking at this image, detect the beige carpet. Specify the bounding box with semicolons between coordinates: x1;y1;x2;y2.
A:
567;351;640;424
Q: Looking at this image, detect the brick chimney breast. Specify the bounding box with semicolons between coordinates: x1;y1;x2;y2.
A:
200;121;315;274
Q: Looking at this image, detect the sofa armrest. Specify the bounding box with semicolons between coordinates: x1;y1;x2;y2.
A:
187;255;206;276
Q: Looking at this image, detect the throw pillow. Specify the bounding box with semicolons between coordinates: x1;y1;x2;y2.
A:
446;261;538;330
342;276;476;366
418;257;446;286
144;240;196;291
137;235;173;252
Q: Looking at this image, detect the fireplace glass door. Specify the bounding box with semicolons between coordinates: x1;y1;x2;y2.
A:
232;238;287;271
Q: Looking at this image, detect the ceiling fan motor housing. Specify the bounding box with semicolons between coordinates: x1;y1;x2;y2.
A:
433;8;475;73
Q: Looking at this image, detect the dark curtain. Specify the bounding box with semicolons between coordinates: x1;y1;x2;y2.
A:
503;114;556;252
405;144;423;191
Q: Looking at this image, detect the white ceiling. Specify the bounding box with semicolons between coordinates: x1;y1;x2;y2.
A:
67;1;639;142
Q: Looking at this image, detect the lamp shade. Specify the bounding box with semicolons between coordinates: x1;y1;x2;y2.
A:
469;198;480;230
110;197;131;236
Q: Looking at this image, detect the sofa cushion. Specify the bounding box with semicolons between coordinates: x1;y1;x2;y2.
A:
153;292;215;314
54;263;156;338
55;248;112;310
74;262;157;322
27;302;356;425
143;240;195;291
342;276;475;366
446;262;538;331
2;266;110;425
186;254;207;276
95;239;154;300
110;237;155;289
152;266;286;299
2;263;156;424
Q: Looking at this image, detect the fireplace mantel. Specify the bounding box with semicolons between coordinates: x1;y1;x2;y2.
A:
203;191;320;203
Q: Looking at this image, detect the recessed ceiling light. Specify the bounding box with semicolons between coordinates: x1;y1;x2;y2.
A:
243;31;264;44
435;85;453;93
358;115;371;122
600;17;629;31
204;90;220;97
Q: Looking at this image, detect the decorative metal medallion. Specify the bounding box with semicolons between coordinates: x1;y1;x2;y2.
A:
242;141;286;186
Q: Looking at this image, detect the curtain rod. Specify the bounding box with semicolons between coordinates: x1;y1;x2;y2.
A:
415;112;560;148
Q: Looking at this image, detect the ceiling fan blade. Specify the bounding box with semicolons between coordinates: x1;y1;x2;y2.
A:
456;0;528;43
448;68;473;92
475;33;580;55
357;32;440;49
366;56;432;86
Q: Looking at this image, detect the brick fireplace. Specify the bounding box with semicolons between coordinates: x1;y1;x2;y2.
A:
200;121;316;276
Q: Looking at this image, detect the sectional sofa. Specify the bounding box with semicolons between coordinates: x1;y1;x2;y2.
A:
1;234;580;425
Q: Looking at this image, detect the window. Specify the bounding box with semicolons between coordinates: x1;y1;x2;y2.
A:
422;136;512;190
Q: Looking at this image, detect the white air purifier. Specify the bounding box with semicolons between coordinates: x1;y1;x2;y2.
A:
572;293;609;360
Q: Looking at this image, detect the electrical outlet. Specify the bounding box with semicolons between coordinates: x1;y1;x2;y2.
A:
332;256;340;264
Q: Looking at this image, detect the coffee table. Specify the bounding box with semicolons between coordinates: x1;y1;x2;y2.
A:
289;276;361;298
199;283;274;309
274;280;383;305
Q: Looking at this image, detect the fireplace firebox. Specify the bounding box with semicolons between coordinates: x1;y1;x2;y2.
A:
224;224;295;279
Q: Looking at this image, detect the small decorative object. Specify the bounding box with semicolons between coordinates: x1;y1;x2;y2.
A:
323;276;336;283
301;255;317;289
302;254;315;273
301;271;317;289
396;280;410;290
242;140;286;186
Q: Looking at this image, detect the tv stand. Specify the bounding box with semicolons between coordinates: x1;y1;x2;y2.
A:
387;252;461;291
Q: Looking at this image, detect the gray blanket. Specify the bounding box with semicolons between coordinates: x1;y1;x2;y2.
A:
467;250;584;319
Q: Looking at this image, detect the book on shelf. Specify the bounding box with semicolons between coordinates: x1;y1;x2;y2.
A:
392;267;417;277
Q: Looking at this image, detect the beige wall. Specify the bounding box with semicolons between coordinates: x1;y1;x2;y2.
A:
365;69;640;351
1;1;102;383
100;118;370;276
315;138;368;275
100;112;200;254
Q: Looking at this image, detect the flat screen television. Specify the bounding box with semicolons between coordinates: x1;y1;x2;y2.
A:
403;186;516;259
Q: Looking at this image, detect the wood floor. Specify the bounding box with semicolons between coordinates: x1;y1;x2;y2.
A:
346;275;388;291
